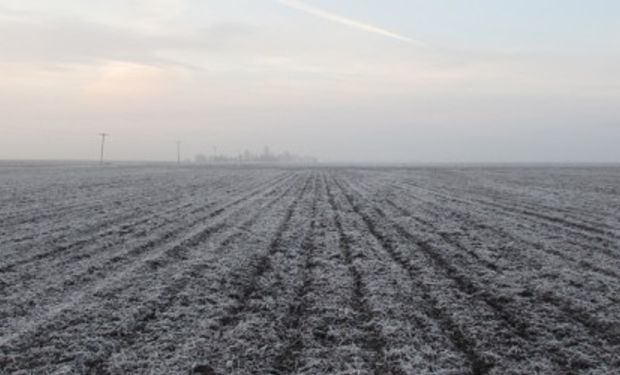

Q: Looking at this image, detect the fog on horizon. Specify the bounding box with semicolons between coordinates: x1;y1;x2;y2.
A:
1;0;619;163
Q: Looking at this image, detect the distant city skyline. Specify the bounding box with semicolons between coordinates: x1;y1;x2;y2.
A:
1;0;619;163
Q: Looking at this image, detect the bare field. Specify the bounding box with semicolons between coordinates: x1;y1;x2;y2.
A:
1;163;619;374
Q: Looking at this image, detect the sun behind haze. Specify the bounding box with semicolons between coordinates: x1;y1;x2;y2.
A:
1;0;619;163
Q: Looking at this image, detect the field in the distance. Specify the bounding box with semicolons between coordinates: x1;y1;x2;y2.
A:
1;163;619;374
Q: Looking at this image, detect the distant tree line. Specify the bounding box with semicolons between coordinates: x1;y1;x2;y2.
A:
194;146;317;164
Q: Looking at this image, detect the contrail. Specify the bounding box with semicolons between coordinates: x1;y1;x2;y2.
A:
278;0;424;46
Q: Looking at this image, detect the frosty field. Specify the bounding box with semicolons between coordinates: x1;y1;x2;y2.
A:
1;163;619;374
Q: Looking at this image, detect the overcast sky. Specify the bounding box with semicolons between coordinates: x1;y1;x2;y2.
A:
1;0;619;162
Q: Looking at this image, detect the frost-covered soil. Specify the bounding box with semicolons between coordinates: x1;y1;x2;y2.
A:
1;163;619;374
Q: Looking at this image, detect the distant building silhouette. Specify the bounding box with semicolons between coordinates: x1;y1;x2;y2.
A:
194;154;207;163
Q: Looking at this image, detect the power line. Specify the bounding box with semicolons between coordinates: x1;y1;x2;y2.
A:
0;125;94;138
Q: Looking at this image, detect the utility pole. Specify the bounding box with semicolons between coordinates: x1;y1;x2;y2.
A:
99;133;109;164
176;141;181;165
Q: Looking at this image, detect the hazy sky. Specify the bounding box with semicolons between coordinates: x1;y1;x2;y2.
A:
1;0;619;162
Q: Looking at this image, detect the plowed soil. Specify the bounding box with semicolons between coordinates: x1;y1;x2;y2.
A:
1;163;619;374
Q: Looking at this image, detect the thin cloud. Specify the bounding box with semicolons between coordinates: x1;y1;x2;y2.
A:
278;0;424;46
